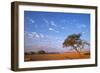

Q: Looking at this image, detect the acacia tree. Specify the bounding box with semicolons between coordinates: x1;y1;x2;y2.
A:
63;33;89;55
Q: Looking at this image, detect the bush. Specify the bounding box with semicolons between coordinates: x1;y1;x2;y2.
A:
25;51;36;55
25;52;29;55
30;51;36;54
37;50;46;54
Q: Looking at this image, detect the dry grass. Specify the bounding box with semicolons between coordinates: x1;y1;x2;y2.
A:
24;52;90;61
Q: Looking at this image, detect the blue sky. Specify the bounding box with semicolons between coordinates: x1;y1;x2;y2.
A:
24;11;90;53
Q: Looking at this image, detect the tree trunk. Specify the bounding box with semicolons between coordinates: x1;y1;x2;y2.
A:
72;46;81;56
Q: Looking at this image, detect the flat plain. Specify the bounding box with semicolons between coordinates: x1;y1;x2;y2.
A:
24;52;90;61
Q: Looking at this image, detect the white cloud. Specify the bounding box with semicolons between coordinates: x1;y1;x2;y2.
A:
27;17;37;28
25;32;45;39
81;24;86;28
43;18;49;27
49;28;53;31
35;34;40;38
40;33;44;38
77;24;87;29
28;32;37;38
50;21;57;27
61;27;65;29
49;28;59;33
29;18;35;23
82;32;85;34
43;18;49;24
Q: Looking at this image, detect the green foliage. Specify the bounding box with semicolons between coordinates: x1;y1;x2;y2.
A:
63;33;81;47
63;33;89;55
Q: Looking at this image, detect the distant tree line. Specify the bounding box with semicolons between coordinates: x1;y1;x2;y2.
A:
25;50;47;55
25;50;60;55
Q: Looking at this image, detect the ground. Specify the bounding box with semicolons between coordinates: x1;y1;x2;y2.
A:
24;51;90;61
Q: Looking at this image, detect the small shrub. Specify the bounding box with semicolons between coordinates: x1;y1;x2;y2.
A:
37;50;46;54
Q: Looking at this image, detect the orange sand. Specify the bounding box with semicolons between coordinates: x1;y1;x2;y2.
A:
24;52;90;61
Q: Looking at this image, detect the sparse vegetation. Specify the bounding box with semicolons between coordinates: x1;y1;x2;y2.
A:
25;51;36;55
37;50;46;54
25;50;47;55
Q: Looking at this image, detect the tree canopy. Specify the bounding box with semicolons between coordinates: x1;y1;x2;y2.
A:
63;33;89;55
